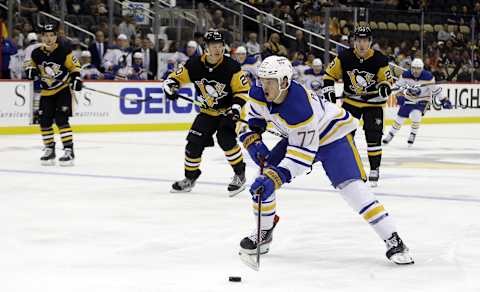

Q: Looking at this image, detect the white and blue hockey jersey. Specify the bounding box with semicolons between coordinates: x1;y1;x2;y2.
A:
247;81;359;179
302;68;324;96
395;69;442;104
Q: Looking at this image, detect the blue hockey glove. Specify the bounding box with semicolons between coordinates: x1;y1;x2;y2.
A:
250;166;289;200
239;132;270;166
441;98;453;109
396;95;406;106
248;117;267;134
406;86;421;96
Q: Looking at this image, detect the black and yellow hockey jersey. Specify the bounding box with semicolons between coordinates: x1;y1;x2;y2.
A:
28;43;81;96
324;48;393;108
168;54;250;116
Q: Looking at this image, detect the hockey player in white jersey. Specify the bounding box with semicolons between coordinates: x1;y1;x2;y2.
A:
302;58;324;96
239;56;414;265
383;58;452;146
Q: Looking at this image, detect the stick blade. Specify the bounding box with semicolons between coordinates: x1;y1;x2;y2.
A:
239;251;259;271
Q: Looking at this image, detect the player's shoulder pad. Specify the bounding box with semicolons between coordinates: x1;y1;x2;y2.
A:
337;48;354;61
373;49;389;65
184;55;201;69
277;81;314;127
248;84;268;106
224;55;242;72
244;56;258;65
419;69;434;81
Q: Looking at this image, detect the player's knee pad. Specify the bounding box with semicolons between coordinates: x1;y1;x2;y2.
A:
38;109;54;128
185;141;204;158
216;131;237;151
338;179;376;213
54;108;70;126
409;109;422;123
365;130;382;145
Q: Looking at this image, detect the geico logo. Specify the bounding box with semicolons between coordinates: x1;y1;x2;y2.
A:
119;87;201;115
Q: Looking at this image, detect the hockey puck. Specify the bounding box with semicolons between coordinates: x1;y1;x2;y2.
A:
229;276;242;282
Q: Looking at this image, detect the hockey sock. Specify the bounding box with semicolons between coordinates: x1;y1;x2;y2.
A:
339;180;396;240
253;192;276;230
390;115;406;136
409;110;422;136
224;145;245;174
41;126;55;147
58;124;73;148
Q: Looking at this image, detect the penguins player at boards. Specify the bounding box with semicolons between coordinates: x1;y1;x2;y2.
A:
322;26;393;187
164;30;251;196
383;58;453;147
239;56;413;265
25;23;83;166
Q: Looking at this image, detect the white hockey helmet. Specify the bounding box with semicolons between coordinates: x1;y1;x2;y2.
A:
133;52;144;60
411;58;424;69
257;56;294;88
81;50;91;58
312;58;322;68
236;46;247;55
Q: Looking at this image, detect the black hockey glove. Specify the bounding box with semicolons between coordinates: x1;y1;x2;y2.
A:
227;104;242;122
322;84;336;103
164;78;180;100
70;72;83;91
377;83;392;99
26;67;38;80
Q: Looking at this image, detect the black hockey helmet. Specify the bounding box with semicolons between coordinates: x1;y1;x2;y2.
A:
353;26;372;39
41;23;58;34
204;30;224;44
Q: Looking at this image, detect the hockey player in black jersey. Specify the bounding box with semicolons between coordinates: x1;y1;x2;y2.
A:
25;23;83;166
323;26;393;187
164;31;250;196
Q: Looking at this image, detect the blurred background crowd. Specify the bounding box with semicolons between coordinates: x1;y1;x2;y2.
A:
1;0;480;82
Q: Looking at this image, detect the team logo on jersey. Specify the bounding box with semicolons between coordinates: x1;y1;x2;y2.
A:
347;69;375;94
40;61;63;86
195;78;227;107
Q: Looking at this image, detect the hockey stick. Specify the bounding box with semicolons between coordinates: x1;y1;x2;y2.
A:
239;158;265;271
176;94;287;138
82;85;146;102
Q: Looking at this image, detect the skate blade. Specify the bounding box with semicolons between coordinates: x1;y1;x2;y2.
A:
239;251;259;271
370;181;378;188
170;188;192;193
239;244;270;256
41;159;55;166
389;252;415;265
228;185;246;197
59;160;74;167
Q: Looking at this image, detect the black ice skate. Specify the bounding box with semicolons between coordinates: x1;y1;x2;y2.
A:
239;215;280;255
369;169;379;187
40;146;56;166
407;133;416;147
59;148;75;166
382;132;394;145
171;177;197;193
385;232;414;265
228;172;246;197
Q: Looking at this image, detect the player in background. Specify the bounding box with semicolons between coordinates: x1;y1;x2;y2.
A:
80;50;103;80
322;26;393;187
233;46;259;85
383;58;453;146
25;23;83;166
302;58;324;96
239;56;413;265
164;31;250;196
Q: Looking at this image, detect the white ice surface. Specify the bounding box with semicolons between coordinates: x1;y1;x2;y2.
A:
1;124;480;292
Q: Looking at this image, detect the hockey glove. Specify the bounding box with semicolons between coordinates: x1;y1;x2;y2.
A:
164;78;180;100
396;95;406;106
70;73;83;91
226;104;242;122
406;85;421;96
377;83;392;98
441;98;453;109
26;67;38;80
322;86;336;103
250;166;289;200
248;117;267;134
239;132;270;167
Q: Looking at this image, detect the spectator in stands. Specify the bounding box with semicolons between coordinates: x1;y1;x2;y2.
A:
246;32;260;56
195;3;214;34
290;29;310;54
32;0;51;13
433;61;448;81
262;32;288;59
68;0;87;15
133;35;143;51
211;10;226;30
133;36;158;80
118;16;137;39
89;30;108;71
71;38;82;60
57;26;72;49
80;50;103;80
1;36;18;79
